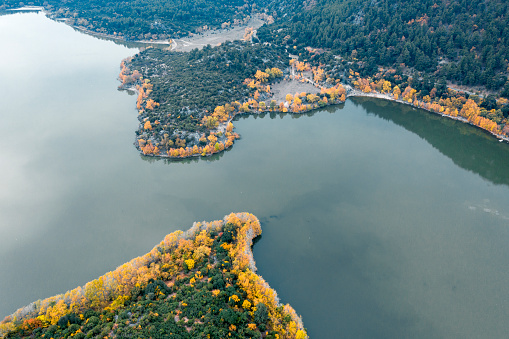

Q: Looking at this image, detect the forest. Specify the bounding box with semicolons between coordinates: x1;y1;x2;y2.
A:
1;0;299;40
259;0;509;93
3;0;508;96
0;213;307;339
121;41;287;157
120;42;348;158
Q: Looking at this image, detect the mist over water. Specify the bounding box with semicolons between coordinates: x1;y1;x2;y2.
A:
1;12;509;338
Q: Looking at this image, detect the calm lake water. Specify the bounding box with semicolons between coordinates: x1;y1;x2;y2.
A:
2;12;509;339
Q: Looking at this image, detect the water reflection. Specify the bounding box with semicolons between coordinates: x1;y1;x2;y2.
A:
139;147;230;164
352;97;509;187
78;32;171;49
236;104;342;122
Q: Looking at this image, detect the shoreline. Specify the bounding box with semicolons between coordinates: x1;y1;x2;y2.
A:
137;89;509;161
0;213;307;338
346;89;509;144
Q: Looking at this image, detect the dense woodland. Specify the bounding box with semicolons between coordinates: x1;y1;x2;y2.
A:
120;41;295;157
1;0;300;40
0;213;307;339
259;0;509;93
120;40;348;157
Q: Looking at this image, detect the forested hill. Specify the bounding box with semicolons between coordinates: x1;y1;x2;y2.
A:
4;0;507;95
259;0;509;94
0;0;299;40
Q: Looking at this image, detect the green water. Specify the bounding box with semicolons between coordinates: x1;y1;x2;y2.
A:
1;12;509;339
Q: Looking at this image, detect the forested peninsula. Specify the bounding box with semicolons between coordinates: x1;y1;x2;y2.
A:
0;214;307;339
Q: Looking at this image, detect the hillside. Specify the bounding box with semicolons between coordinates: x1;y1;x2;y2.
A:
1;0;299;40
260;0;509;93
0;213;307;339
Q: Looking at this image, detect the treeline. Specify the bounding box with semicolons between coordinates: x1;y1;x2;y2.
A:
259;0;509;94
0;213;307;339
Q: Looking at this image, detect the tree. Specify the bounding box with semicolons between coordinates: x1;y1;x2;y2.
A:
392;86;401;99
202;116;218;129
270;68;283;78
254;303;268;325
226;122;234;132
313;67;324;82
254;70;270;82
382;80;392;93
146;99;159;110
207;134;218;145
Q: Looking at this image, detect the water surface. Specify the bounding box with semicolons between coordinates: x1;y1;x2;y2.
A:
1;12;509;339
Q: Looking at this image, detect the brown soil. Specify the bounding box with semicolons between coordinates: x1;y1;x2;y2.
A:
171;17;264;52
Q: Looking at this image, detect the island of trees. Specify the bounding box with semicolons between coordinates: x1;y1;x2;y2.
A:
0;213;307;339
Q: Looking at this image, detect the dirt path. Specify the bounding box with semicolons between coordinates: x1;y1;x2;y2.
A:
171;17;264;52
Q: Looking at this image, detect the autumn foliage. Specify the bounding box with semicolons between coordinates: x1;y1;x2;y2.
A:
0;213;308;339
352;72;505;138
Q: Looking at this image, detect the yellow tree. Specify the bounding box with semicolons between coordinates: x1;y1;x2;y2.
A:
146;99;159;110
393;86;401;99
313;67;325;82
45;300;69;325
307;94;319;103
270;67;283;77
460;99;480;119
254;70;270;82
382;80;392;93
202;116;218;129
226;122;234;132
207;134;218;145
84;277;108;309
240;102;250;112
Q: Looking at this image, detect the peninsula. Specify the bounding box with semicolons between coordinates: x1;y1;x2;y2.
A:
0;214;307;339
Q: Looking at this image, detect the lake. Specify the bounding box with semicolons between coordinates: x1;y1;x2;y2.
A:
1;12;509;339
